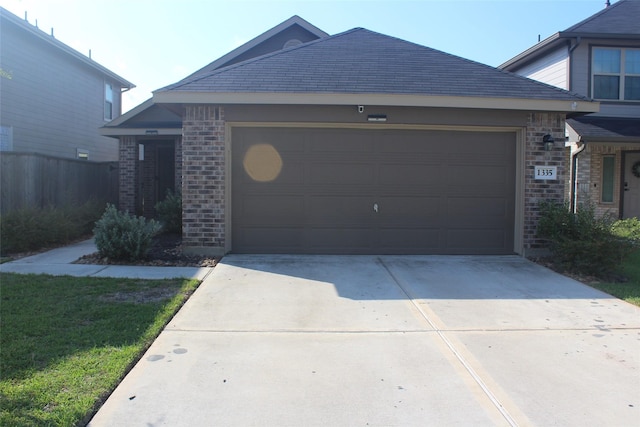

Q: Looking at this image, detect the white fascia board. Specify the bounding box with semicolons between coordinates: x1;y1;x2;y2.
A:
153;91;600;113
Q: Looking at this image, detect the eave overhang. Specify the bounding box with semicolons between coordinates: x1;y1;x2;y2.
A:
99;127;182;138
153;91;599;114
500;31;640;71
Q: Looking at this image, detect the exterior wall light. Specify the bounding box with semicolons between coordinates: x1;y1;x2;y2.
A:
542;134;555;151
367;114;387;122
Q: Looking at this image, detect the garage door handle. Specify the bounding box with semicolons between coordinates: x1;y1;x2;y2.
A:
373;203;379;213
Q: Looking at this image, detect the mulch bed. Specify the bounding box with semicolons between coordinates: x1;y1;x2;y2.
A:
74;234;218;267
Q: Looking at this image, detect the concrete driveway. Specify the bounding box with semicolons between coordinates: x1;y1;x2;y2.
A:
89;255;640;427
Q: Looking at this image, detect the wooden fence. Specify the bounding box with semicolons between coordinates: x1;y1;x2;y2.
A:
0;152;118;214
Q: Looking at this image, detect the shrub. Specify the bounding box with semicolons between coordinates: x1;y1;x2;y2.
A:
93;204;161;261
537;201;634;276
0;200;105;255
154;190;182;234
611;217;640;246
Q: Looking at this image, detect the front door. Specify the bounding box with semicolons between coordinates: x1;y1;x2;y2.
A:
623;152;640;219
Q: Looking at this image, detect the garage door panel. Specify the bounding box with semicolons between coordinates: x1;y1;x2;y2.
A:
446;165;513;188
238;162;305;186
234;227;305;252
447;229;508;252
238;195;305;224
310;163;374;185
376;196;440;225
310;135;373;153
446;197;510;218
308;228;374;252
379;164;443;187
377;131;444;154
308;196;372;225
232;127;516;254
378;228;441;253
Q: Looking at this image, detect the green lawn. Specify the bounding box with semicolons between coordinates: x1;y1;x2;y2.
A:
0;273;200;426
589;250;640;307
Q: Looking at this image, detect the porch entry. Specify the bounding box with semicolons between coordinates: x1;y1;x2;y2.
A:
140;141;176;218
623;152;640;219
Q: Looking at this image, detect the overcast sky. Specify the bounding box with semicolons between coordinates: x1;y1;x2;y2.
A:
1;0;612;112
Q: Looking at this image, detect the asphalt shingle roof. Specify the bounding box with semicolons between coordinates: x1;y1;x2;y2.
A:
158;28;589;102
568;116;640;141
563;0;640;35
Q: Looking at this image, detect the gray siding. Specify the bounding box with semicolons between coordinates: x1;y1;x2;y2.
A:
516;47;569;90
0;20;123;161
571;39;640;118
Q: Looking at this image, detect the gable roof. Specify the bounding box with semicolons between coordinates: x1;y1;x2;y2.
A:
155;28;596;113
563;0;640;36
500;0;640;71
0;6;134;89
102;15;326;136
185;15;328;80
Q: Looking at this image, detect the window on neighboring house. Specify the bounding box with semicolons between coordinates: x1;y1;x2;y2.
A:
601;156;615;203
105;83;113;120
592;47;640;101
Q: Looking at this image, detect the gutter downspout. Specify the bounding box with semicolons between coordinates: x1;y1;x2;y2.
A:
567;36;584;213
571;138;587;213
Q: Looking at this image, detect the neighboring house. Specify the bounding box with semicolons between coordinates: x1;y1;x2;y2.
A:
103;16;598;256
500;0;640;219
0;7;134;161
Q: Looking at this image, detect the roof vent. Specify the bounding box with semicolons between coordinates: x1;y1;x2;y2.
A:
283;39;302;49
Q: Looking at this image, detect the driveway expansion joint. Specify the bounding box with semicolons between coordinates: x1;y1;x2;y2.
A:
377;257;521;427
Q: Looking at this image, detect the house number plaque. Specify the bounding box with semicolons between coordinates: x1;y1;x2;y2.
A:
534;166;557;180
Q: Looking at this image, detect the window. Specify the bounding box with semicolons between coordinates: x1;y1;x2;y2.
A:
601;156;615;203
592;47;640;101
104;83;113;120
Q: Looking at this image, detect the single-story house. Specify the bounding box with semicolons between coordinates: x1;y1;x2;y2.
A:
102;16;598;256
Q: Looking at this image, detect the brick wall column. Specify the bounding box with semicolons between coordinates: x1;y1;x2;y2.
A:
522;112;567;254
175;136;183;193
119;136;138;213
182;106;225;255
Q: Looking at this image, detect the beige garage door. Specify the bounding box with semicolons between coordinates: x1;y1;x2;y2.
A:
232;127;516;254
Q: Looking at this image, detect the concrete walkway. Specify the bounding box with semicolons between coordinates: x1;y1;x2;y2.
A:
0;238;211;280
88;254;640;427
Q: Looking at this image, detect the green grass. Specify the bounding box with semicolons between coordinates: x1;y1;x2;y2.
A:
589;250;640;307
0;273;200;426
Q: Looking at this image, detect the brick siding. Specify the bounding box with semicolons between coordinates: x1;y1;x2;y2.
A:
181;106;226;253
523;112;567;253
118;136;138;214
177;109;573;255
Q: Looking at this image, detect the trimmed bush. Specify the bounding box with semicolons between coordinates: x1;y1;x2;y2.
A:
155;190;182;234
611;217;640;246
93;204;161;261
0;200;105;255
537;201;634;276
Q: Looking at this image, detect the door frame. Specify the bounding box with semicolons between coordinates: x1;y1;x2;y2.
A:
621;150;640;219
227;122;525;254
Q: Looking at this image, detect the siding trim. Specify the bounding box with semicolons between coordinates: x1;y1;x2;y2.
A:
155;91;599;113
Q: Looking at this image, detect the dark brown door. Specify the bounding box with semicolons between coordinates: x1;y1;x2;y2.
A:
156;145;175;201
232;127;515;254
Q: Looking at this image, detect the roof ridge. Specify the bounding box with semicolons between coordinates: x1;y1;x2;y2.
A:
563;0;626;32
0;6;134;88
158;28;363;92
